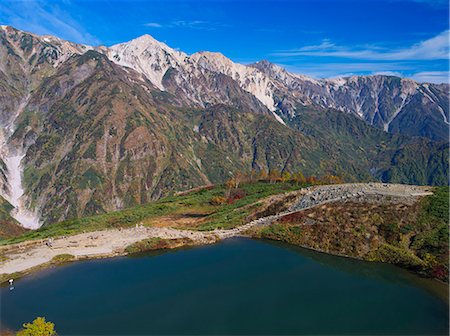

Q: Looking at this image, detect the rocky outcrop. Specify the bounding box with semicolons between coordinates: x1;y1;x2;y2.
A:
251;61;449;141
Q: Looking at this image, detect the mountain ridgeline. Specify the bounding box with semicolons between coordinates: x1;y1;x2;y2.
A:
0;25;448;227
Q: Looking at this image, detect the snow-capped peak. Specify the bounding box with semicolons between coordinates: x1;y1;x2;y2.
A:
107;34;188;90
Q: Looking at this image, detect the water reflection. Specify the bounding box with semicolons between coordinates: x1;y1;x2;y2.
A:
262;238;449;303
1;238;448;335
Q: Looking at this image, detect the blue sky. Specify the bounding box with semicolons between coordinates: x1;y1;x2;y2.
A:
0;0;448;83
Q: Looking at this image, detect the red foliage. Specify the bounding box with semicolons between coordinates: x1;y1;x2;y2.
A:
277;211;305;224
226;188;246;204
432;265;448;281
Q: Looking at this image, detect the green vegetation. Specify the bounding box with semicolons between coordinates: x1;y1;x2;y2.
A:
76;168;104;189
369;244;425;268
412;187;449;279
259;225;295;240
0;196;27;239
291;107;449;185
19;34;33;54
197;181;307;231
82;142;97;159
16;317;57;336
51;254;75;263
125;238;163;253
1;181;310;245
125;237;195;254
0;196;16;222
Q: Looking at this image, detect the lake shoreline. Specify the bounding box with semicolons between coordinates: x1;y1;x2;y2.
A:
1;231;448;305
1;183;447;291
2;238;448;336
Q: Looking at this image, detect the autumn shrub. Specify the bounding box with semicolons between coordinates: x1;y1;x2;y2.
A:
51;254;75;263
379;221;400;245
210;196;226;206
227;188;246;204
125;238;194;253
278;211;306;224
16;317;57;336
370;244;425;268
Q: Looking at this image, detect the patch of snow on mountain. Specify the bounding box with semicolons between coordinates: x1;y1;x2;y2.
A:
0;95;41;229
3;154;40;229
272;111;286;125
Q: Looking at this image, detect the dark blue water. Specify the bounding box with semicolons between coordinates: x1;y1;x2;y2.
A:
1;238;448;335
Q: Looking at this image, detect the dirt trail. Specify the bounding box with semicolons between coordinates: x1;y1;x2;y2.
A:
213;183;432;236
0;227;216;276
0;183;431;278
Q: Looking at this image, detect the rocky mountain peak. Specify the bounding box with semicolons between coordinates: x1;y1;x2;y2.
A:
249;60;318;87
249;60;282;73
189;52;276;111
0;25;91;69
1;27;448;137
191;51;233;69
107;34;187;90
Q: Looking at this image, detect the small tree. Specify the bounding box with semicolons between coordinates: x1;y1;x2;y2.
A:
268;169;281;183
17;317;57;336
258;169;268;181
210;196;226;205
234;172;245;188
306;175;318;184
293;171;306;184
322;174;344;184
249;168;258;182
281;171;292;182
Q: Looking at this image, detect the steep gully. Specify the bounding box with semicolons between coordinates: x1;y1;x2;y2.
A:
0;95;40;229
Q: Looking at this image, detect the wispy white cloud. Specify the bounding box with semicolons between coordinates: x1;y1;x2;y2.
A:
373;71;404;77
283;62;413;78
295;39;335;52
172;20;208;28
409;71;449;84
0;0;100;45
273;30;449;61
281;62;448;83
144;20;227;30
144;22;163;28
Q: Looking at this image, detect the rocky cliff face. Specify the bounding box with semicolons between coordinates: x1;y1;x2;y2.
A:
251;61;449;140
104;32;449;140
0;26;448;227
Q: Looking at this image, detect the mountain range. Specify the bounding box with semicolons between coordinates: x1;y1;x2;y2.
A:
0;25;448;228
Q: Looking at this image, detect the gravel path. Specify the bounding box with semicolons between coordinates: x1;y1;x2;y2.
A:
0;227;216;276
215;183;433;233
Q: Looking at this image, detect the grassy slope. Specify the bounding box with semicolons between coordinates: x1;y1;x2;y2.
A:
1;182;308;245
0;196;27;239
